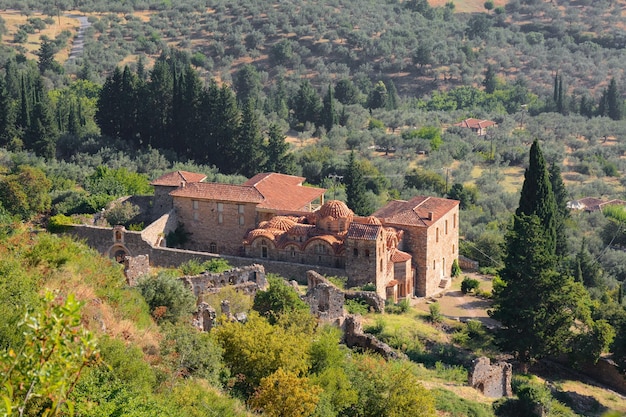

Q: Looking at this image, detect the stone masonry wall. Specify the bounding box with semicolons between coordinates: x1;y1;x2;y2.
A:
304;270;346;324
140;210;178;247
468;357;513;398
179;264;268;297
65;224;345;284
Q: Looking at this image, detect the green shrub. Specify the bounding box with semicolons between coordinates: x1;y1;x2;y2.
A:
105;202;140;226
253;275;308;324
127;222;144;231
434;361;468;383
326;275;347;289
429;302;442;323
180;258;232;275
451;259;462;277
461;277;480;294
364;317;386;335
345;299;369;315
137;272;197;323
361;282;377;292
385;299;410;314
166;224;190;248
47;213;73;232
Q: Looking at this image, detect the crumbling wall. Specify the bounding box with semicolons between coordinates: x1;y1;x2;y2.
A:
304;271;345;324
124;254;150;286
179;264;268;297
468;356;512;398
343;315;404;360
345;290;385;313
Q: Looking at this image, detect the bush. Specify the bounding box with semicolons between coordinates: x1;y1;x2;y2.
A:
166;223;190;248
105;202;140;226
429;302;442;323
253;275;308;324
461;277;480;294
385;299;410;314
361;282;377;292
432;388;493;417
180;258;232;275
345;299;369;315
47;214;73;232
137;272;197;323
451;259;461;277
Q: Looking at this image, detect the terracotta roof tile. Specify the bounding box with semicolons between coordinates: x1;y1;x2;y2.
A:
151;170;207;186
453;118;497;129
373;196;458;227
346;223;382;240
391;249;412;263
170;182;264;203
243;173;326;211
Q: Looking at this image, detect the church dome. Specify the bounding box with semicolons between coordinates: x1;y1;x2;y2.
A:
266;216;296;231
363;216;382;225
317;200;353;220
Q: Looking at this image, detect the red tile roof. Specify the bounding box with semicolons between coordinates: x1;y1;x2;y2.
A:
373;196;458;227
150;170;207;186
169;182;264;203
244;173;326;211
391;249;412;263
454;118;497;129
346;223;382;240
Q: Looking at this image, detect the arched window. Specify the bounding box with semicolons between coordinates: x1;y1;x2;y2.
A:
210;242;217;253
353;248;359;257
261;240;268;258
436;228;439;243
365;249;370;257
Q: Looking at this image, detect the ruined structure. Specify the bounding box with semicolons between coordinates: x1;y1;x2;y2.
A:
123;254;150;286
178;264;268;297
343;315;405;360
468;357;513;398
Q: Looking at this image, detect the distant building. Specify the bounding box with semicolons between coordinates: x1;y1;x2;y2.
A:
567;197;626;212
454;118;497;136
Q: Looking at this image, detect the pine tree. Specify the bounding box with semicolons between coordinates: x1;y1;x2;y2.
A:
321;84;337;133
95;67;123;139
291;80;321;130
344;151;372;216
234;64;261;105
264;123;296;174
384;79;399;110
236;99;266;178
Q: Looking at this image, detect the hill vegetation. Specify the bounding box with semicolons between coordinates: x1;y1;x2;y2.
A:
1;0;626;415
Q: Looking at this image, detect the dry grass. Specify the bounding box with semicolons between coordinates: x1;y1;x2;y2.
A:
0;10;80;62
428;0;507;13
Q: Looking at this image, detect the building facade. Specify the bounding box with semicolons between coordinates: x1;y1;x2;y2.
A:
151;171;459;300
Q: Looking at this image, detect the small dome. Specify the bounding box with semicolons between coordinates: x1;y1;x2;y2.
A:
317;200;353;220
364;216;382;225
266;216;296;231
245;229;276;241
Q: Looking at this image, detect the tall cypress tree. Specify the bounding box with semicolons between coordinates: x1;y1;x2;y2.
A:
483;65;497;94
0;76;14;147
516;139;557;254
321;84;337;133
344;151;372;216
607;77;622;121
492;139;592;365
549;162;569;258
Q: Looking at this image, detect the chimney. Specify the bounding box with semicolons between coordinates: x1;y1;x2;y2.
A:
428;212;433;221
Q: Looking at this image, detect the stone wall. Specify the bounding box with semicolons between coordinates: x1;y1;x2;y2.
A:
124;255;150;286
140;210;178;247
344;290;385;313
468;357;513;398
458;255;479;271
179;264;268;298
65;224;345;284
304;271;346;324
343;315;404;360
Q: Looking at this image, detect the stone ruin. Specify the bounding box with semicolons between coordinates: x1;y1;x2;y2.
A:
343;315;405;360
303;270;346;325
179;264;268;297
192;299;248;332
124;254;150;286
468;356;513;398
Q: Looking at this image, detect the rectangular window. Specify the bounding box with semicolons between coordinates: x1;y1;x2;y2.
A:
217;202;223;224
218;213;223;224
239;215;245;225
445;220;448;234
238;204;244;214
192;200;199;210
193;211;199;221
436;228;439;243
453;213;457;229
217;202;223;212
238;204;245;225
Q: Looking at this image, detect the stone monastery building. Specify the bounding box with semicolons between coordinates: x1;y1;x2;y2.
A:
151;171;459;300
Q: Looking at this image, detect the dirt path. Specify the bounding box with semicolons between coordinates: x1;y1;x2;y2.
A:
414;273;500;328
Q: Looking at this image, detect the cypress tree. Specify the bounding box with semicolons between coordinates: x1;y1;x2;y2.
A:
384;79;399;110
492;139;593;365
607;77;622;121
345;151;372;216
0;77;13;147
549;162;569;258
483;65;497;94
321;84;337;133
516;139;558;254
96;67;123;139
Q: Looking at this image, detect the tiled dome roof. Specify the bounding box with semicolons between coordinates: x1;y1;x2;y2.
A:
266;216;296;231
317;200;353;220
363;216;382;225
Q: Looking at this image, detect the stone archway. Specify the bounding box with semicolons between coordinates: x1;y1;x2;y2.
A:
108;244;131;263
